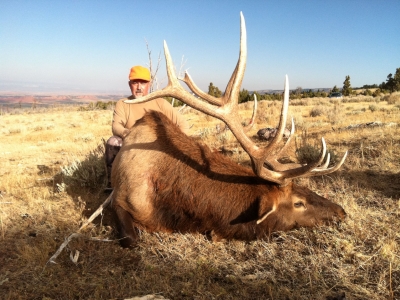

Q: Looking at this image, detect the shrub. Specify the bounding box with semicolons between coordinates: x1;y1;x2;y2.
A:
369;105;377;112
382;92;400;104
33;125;43;131
296;144;338;167
255;112;271;124
57;143;106;191
296;144;321;164
290;99;310;106
309;106;325;117
372;89;381;97
243;101;254;110
198;127;213;140
363;89;373;96
74;133;95;142
78;101;116;111
325;100;343;125
8;127;22;134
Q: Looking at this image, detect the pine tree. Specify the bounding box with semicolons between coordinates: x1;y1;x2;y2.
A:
239;89;251;103
392;68;400;91
342;76;352;96
208;82;222;97
331;85;340;93
386;73;396;93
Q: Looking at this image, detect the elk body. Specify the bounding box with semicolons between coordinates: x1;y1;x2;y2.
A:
111;12;347;248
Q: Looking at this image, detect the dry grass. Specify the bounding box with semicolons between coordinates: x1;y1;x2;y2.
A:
0;99;399;300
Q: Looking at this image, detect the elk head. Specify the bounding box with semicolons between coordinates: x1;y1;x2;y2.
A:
122;12;347;238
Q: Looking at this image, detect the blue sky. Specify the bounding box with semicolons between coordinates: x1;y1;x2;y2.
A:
1;0;399;95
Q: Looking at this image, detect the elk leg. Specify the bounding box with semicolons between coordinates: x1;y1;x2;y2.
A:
113;205;139;248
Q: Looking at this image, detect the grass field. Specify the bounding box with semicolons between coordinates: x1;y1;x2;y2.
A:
0;94;399;299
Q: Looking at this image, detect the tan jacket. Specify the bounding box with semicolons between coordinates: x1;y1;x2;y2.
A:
112;97;189;138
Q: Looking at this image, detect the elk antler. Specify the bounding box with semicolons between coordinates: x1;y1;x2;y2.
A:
125;12;347;185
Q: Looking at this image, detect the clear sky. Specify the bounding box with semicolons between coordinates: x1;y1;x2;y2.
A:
1;0;399;95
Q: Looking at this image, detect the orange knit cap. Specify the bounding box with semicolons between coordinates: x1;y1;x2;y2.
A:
129;66;151;81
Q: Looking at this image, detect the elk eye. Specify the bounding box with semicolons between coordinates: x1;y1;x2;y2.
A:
294;202;305;208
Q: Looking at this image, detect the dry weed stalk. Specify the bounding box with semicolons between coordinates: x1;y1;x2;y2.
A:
46;191;114;265
145;39;162;92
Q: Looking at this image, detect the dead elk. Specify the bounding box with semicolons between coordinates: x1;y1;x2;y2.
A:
112;12;347;248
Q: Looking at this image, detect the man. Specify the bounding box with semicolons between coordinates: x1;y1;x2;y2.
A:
105;65;189;191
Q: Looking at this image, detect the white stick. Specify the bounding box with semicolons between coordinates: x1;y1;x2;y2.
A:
46;191;114;265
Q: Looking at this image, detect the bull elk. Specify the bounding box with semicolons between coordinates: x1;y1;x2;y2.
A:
112;12;347;248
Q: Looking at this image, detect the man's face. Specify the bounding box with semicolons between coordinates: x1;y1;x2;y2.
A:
129;80;150;98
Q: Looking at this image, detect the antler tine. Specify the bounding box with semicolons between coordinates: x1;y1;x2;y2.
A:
256;137;327;184
303;151;348;177
176;12;246;108
319;153;331;170
266;75;290;153
262;118;295;171
281;137;328;176
164;41;180;87
250;75;290;178
243;94;258;132
181;72;222;106
180;11;247;109
223;11;247;106
275;117;295;157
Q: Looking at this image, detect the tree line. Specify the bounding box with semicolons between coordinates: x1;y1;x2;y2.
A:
207;67;400;103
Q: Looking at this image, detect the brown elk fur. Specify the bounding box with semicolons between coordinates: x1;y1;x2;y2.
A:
111;111;346;247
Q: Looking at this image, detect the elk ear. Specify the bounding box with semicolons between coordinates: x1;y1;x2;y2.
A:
257;204;276;225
